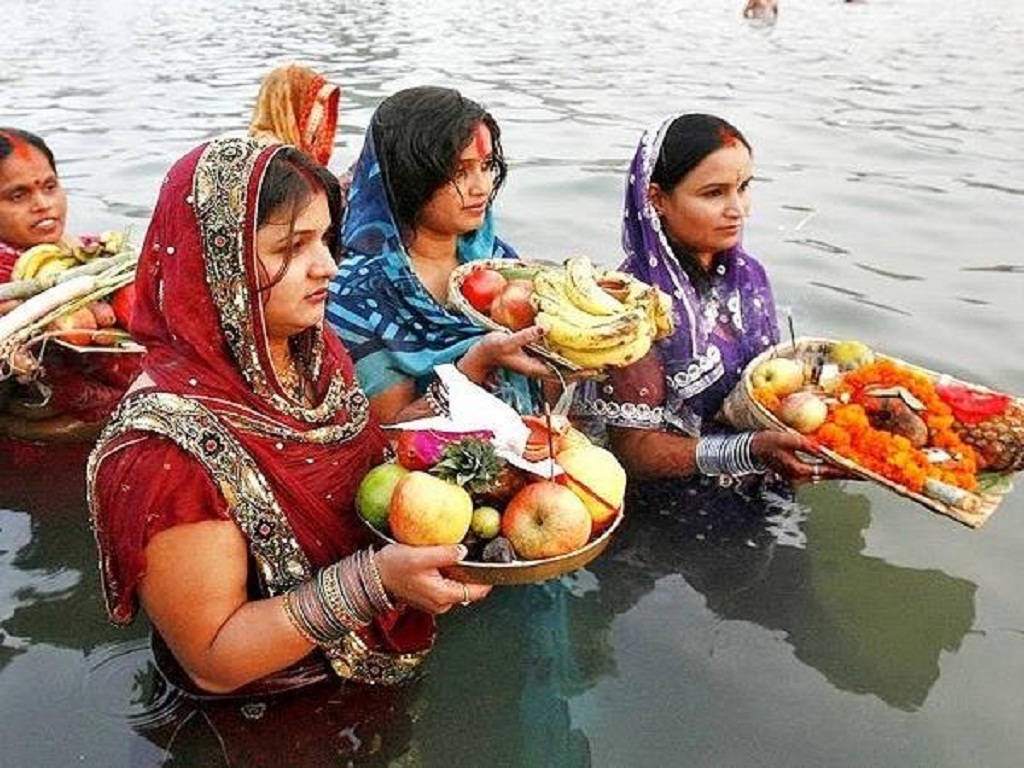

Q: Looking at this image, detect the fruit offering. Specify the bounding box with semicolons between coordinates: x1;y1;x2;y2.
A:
356;418;627;573
740;338;1024;525
454;256;675;371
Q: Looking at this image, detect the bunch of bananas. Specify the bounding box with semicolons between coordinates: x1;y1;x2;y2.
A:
11;230;127;283
531;256;675;369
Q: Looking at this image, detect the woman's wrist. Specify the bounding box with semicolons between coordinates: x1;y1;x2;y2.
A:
694;432;766;476
281;548;394;648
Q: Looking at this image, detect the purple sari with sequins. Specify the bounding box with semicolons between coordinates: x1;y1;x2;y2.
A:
580;116;779;437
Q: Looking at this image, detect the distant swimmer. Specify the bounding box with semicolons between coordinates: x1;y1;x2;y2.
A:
742;0;778;19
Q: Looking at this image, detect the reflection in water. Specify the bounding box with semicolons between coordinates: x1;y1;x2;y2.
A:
587;479;976;712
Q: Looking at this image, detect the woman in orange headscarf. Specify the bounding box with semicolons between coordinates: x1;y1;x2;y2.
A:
248;64;340;167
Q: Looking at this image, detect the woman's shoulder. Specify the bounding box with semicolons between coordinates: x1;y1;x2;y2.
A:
92;431;228;525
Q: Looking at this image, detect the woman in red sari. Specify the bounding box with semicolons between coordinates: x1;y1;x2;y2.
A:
88;137;489;703
0;127;139;442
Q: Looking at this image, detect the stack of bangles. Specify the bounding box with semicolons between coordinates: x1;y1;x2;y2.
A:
283;548;395;647
694;431;766;477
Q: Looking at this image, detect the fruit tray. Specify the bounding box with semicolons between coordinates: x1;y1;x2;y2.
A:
447;258;585;373
720;337;1021;529
365;510;623;586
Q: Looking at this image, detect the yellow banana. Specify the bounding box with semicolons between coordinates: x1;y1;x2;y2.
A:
652;288;676;340
12;243;65;281
556;322;655;369
536;306;646;352
563;256;624;316
34;256;78;283
531;270;571;304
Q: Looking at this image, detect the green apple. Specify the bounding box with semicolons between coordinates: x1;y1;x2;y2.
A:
470;506;502;540
750;357;805;397
828;340;874;371
355;463;409;531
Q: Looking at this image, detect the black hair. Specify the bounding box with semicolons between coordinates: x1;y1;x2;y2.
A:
651;113;751;192
370;86;507;239
0;128;57;172
256;145;342;292
650;114;752;296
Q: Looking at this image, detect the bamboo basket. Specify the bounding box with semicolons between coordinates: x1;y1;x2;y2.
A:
719;337;1019;529
446;259;586;373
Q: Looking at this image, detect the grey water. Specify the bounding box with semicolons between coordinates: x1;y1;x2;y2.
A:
3;0;1024;765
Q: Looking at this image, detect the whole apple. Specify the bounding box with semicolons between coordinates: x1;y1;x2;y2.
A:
461;268;508;314
389;471;473;546
501;481;592;560
779;391;829;433
355;463;409;531
750;357;804;397
556;445;625;532
490;280;536;331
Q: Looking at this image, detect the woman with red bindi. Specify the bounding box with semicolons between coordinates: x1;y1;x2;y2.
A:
0;128;68;283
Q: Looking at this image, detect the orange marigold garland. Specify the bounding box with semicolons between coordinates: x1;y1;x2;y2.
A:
761;360;978;494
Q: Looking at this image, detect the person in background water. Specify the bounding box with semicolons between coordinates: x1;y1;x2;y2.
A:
743;0;778;20
327;86;551;424
0;128;67;286
88;138;491;718
248;63;340;167
0;128;138;441
576;113;842;486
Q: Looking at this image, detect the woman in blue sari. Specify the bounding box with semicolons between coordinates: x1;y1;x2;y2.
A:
327;87;549;423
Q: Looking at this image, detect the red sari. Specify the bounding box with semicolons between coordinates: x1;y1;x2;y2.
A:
87;138;433;695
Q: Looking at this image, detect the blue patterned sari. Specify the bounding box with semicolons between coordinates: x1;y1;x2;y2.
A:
327;129;540;412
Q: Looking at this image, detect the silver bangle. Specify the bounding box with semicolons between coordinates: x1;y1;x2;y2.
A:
695;432;766;476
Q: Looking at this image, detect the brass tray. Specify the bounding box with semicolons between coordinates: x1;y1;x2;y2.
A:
365;509;623;585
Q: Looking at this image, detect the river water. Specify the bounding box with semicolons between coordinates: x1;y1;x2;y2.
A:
3;0;1024;765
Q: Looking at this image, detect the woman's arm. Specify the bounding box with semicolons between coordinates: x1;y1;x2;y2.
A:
599;353;837;483
138;520;491;694
138;520;308;694
372;327;554;425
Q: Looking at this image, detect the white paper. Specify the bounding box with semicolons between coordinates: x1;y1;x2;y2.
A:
387;364;562;478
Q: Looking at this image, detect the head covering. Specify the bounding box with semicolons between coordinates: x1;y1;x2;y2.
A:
249;64;340;166
91;137;432;656
327;127;539;412
620;114;779;433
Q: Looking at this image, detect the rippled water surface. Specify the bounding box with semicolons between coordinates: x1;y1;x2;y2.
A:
3;0;1024;766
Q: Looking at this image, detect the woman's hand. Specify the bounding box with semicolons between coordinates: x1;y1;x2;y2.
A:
457;327;553;383
374;543;492;614
751;429;849;484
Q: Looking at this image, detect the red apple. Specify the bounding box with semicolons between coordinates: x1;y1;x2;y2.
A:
389;471;473;546
501;481;592;560
461;268;508;314
490;280;536;331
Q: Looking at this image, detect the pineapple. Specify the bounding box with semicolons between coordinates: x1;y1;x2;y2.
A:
430;438;504;495
955;401;1024;473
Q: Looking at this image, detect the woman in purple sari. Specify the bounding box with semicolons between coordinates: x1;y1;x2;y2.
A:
578;113;838;486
